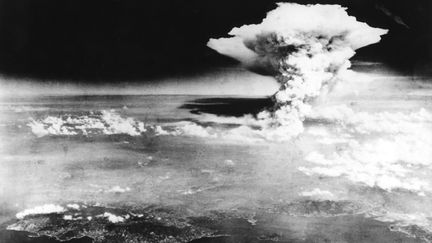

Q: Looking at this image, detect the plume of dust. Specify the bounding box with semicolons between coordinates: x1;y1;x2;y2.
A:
208;3;387;139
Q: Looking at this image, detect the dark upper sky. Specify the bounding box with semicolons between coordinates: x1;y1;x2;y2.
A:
0;0;431;82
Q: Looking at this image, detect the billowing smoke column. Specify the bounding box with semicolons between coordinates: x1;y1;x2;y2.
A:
208;3;387;138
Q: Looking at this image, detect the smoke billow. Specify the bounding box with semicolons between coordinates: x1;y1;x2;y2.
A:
208;3;387;138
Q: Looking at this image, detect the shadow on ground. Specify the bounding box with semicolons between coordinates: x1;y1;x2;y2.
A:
180;97;273;117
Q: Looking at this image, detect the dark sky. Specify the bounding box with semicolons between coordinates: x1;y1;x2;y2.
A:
0;0;431;82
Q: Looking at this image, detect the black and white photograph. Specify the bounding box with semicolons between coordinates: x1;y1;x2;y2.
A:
1;0;432;242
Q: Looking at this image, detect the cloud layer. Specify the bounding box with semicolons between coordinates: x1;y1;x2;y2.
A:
27;110;146;137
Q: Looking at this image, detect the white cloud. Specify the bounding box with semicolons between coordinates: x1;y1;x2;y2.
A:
300;105;432;194
66;204;80;210
106;186;131;193
16;204;66;219
27;110;147;137
101;212;126;223
300;188;335;200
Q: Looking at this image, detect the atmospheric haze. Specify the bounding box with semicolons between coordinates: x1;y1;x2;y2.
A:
3;3;432;243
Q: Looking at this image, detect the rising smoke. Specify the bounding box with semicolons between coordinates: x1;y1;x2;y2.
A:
208;3;388;137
